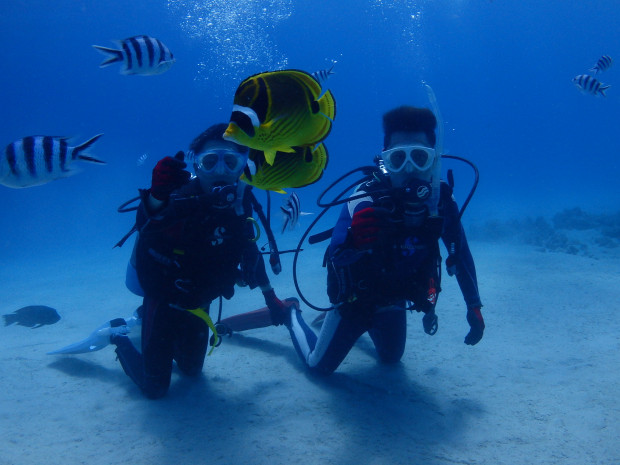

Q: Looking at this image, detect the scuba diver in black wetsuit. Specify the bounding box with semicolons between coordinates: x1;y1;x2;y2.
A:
111;123;291;399
281;105;485;375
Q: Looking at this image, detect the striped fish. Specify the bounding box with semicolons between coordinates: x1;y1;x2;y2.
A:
589;55;612;74
311;65;335;88
1;134;105;188
93;35;175;76
280;192;312;233
572;74;610;97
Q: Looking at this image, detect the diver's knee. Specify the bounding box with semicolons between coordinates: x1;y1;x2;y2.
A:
142;376;170;399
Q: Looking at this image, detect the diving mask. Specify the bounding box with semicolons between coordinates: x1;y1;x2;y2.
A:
381;145;436;173
195;149;247;175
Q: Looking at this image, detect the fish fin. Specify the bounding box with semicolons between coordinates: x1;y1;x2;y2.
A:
92;45;124;67
317;90;336;121
288;69;323;97
272;188;287;194
312;143;329;169
599;85;611;96
72;134;104;162
294;143;329;189
264;150;278;165
280;211;291;233
78;155;106;164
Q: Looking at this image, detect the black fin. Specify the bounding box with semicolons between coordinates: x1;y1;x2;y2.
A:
72;134;105;162
92;45;124;67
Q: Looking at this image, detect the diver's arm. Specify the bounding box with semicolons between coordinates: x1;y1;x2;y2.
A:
440;183;482;309
329;187;374;253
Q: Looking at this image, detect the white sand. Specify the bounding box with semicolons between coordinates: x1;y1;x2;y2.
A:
1;240;619;465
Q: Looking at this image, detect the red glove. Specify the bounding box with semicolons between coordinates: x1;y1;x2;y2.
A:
464;306;485;345
350;207;390;248
263;289;289;326
150;151;191;201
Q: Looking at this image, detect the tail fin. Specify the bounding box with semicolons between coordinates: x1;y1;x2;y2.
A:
3;314;16;326
72;134;106;164
599;85;611;97
92;45;124;67
317;89;336;122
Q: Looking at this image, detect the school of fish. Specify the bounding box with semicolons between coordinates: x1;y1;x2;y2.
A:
573;54;613;97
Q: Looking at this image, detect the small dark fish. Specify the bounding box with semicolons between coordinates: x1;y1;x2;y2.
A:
93;35;175;76
572;74;610;97
590;55;612;74
1;134;105;188
3;305;61;328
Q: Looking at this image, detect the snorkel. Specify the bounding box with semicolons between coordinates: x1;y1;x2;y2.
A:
423;81;443;217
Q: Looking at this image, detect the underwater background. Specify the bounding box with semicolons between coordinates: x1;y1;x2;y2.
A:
1;0;619;261
2;3;620;464
0;0;620;258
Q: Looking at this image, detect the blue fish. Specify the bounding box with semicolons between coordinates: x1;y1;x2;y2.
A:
589;55;612;74
572;74;610;97
93;35;175;76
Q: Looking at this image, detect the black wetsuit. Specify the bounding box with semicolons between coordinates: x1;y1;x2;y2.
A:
114;179;270;398
286;177;482;375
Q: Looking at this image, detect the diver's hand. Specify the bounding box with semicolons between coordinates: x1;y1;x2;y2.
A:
350;207;390;248
263;289;289;327
150;151;191;201
422;310;438;335
464;306;485;345
445;255;458;277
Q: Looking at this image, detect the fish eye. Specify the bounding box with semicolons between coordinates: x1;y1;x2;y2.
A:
230;111;255;137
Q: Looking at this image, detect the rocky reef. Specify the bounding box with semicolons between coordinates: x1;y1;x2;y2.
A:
468;207;620;257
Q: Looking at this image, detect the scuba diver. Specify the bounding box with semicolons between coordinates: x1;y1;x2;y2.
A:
280;105;485;375
110;123;291;399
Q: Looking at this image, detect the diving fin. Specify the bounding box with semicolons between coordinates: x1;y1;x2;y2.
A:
47;314;141;355
218;297;299;332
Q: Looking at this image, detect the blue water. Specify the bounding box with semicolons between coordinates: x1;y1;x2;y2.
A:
2;4;620;464
1;0;618;255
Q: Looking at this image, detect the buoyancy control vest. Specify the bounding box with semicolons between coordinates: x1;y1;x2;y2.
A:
326;176;444;308
135;180;252;307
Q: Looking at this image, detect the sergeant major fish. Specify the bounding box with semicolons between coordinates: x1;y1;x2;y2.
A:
590;55;612;74
224;69;336;165
1;134;105;188
311;65;335;89
93;35;175;76
280;192;312;233
572;74;610;97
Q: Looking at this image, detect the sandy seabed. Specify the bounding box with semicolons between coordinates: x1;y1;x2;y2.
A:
1;240;618;465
